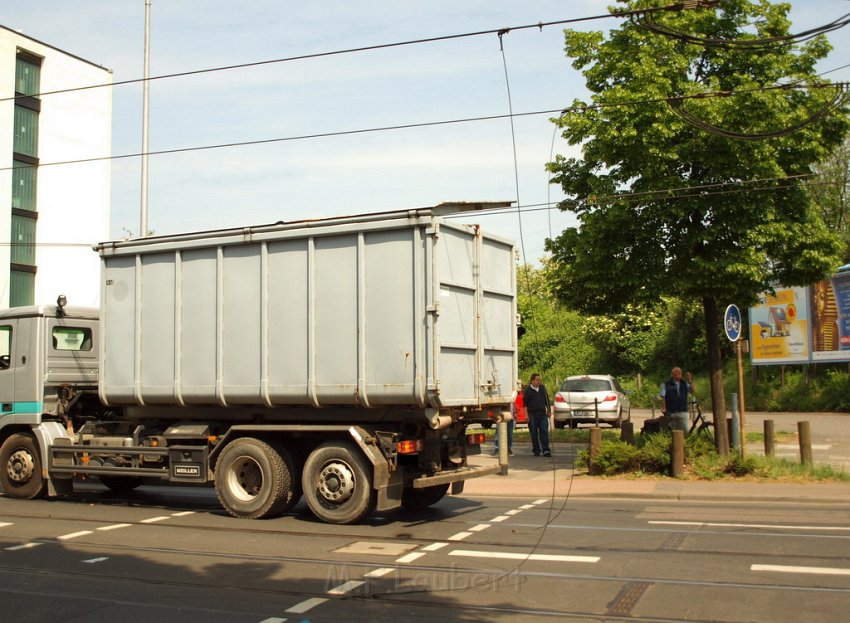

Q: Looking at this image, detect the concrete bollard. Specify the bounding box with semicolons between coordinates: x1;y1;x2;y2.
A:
621;421;635;444
671;430;685;477
798;421;813;466
764;420;775;457
589;427;602;473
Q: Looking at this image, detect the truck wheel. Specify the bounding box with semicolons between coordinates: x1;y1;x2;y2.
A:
302;441;375;524
401;483;449;511
269;441;302;513
215;438;295;519
0;433;47;499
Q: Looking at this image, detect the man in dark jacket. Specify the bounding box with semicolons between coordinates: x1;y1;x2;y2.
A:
523;373;551;457
660;367;695;433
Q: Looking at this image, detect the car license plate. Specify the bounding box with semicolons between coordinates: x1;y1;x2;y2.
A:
573;410;593;417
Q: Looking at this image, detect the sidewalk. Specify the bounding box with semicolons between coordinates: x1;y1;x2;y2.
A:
464;442;850;504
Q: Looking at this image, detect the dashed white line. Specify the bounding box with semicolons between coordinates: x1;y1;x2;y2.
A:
285;598;328;614
505;509;522;516
97;523;132;531
421;542;449;552
469;524;491;532
449;550;600;563
395;552;426;564
448;531;473;541
57;531;93;541
490;515;510;523
327;580;365;595
171;511;195;517
752;564;850;576
140;516;170;524
364;567;395;578
5;543;42;551
532;499;548;505
519;504;536;510
258;618;287;623
82;557;109;564
0;522;12;528
650;520;850;531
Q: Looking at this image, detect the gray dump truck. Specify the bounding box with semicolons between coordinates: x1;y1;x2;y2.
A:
0;205;517;524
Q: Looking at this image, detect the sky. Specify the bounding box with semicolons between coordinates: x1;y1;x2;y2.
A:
2;1;849;265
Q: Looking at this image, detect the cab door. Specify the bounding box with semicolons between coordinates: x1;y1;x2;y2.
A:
0;321;16;418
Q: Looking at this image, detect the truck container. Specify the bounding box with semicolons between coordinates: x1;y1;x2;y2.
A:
0;204;517;523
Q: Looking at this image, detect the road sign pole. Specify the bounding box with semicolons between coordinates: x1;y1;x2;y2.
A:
737;339;746;457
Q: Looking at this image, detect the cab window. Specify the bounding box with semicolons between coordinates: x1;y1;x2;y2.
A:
0;325;11;370
52;327;93;351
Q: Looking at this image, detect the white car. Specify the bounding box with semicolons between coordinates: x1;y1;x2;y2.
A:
553;374;631;429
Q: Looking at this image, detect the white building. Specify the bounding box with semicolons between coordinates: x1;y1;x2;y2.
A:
0;25;111;308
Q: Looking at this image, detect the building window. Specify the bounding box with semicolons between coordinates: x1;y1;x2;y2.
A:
15;54;41;97
11;215;37;266
11;161;37;211
13;106;39;158
10;269;35;307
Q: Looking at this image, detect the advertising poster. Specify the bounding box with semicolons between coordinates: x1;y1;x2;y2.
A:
811;276;850;362
749;286;810;364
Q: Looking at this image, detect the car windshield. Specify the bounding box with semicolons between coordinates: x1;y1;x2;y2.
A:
561;379;612;393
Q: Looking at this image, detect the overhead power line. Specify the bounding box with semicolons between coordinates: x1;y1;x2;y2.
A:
0;2;707;104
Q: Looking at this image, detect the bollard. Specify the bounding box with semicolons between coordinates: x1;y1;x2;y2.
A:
764;420;775;457
589;428;602;474
621;421;635;444
671;430;685;477
798;421;813;466
730;393;740;451
497;420;509;476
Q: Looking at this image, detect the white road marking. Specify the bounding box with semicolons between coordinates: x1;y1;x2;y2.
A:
421;542;449;552
449;550;600;563
5;543;42;550
469;524;491;532
57;531;93;540
395;552;425;564
327;580;365;595
490;515;510;523
82;557;109;564
448;531;473;541
532;499;548;505
140;516;170;524
752;564;850;576
364;567;395;578
0;522;12;528
506;509;522;516
650;520;850;531
258;618;287;623
285;598;328;614
519;504;536;510
97;524;132;531
171;511;195;517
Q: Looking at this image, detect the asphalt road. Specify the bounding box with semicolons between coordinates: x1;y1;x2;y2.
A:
2;483;849;622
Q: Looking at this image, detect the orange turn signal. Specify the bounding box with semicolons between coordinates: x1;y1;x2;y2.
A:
396;440;424;454
466;433;486;446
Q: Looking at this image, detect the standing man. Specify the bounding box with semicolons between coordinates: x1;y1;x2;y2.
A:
660;367;695;433
523;373;552;457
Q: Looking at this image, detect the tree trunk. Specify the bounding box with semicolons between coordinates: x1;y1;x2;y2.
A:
703;296;729;456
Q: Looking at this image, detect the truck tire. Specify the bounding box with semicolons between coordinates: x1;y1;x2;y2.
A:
0;433;47;499
214;438;296;519
268;440;302;513
302;441;375;524
401;483;449;511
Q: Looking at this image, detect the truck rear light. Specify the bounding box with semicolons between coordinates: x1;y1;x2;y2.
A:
396;440;423;454
466;433;486;446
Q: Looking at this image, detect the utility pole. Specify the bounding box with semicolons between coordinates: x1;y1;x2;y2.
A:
140;0;151;237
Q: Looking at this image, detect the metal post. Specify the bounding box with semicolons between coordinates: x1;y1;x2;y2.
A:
736;339;746;457
798;421;813;466
140;0;152;237
621;421;634;444
671;430;684;477
764;419;775;457
497;420;509;476
589;428;602;474
730;392;740;451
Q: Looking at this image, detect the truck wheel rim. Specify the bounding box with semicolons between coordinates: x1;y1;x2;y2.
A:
7;450;35;483
226;457;262;502
317;461;355;504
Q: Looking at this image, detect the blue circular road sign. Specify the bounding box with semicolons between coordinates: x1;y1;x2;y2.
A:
724;304;742;341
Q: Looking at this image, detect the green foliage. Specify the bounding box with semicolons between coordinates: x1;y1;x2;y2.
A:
576;439;642;475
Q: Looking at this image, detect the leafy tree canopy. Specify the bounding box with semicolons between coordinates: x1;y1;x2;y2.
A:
547;0;850;314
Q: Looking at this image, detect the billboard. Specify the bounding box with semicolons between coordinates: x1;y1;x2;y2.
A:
749;286;810;364
750;267;850;365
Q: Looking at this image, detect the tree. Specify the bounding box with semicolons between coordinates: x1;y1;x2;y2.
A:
546;0;850;452
808;134;850;259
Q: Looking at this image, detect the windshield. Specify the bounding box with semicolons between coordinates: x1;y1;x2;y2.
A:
560;379;612;393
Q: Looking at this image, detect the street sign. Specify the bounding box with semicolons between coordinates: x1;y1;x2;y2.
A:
724;304;742;342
